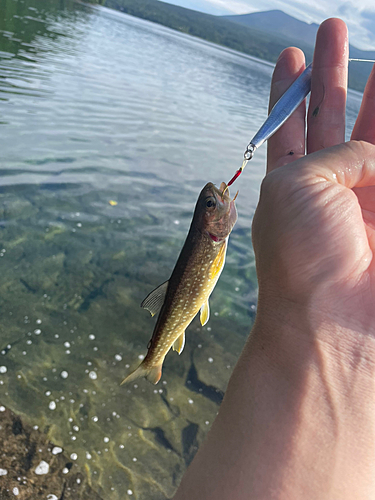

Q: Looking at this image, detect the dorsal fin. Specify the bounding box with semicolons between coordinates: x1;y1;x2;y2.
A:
141;280;169;317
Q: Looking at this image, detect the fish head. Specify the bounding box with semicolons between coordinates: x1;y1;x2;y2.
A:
194;182;238;242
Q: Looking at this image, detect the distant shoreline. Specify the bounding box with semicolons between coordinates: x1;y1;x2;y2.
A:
94;4;276;69
83;0;372;92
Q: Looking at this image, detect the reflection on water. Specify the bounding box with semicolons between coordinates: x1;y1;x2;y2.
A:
0;1;362;498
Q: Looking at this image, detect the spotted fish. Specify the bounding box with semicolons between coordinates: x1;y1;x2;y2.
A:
121;182;238;385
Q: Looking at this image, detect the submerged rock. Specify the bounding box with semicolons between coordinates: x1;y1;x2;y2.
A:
0;407;103;500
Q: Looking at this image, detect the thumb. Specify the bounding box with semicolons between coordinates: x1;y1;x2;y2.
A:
296;141;375;189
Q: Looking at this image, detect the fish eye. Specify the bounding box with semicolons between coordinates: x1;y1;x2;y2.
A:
205;197;216;209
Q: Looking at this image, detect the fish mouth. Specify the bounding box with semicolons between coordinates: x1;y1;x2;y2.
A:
219;182;238;204
218;182;238;225
220;182;227;194
229;198;237;227
207;190;237;242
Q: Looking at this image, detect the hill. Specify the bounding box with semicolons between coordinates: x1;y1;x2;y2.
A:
223;10;319;47
89;0;374;91
102;0;314;64
224;10;375;90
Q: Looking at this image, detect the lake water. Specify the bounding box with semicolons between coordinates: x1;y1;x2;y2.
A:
0;1;364;498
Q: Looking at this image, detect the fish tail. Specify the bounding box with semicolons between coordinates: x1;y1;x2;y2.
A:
121;361;163;386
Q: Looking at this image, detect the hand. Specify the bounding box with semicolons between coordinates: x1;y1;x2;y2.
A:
173;20;375;500
253;18;375;340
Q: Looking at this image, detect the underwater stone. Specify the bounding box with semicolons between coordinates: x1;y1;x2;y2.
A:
35;461;49;475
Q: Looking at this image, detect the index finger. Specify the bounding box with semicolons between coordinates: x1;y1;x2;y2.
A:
266;48;306;174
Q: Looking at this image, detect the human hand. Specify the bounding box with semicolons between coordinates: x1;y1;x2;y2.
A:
173;20;375;500
253;18;375;341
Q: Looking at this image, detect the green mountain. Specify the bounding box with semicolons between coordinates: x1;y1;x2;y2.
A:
91;0;373;92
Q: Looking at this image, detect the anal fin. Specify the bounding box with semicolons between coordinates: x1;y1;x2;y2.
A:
172;332;185;354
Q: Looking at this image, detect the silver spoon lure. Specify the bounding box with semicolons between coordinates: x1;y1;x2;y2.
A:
226;58;375;189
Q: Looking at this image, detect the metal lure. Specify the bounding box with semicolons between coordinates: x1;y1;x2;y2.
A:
245;62;312;161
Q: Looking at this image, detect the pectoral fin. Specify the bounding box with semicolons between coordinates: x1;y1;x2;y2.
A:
172;332;185;354
141;280;169;317
200;300;210;326
209;241;227;280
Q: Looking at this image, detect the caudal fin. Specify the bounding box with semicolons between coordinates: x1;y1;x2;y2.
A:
121;361;163;386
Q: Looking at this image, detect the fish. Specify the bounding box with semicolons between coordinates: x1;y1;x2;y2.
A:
121;181;238;385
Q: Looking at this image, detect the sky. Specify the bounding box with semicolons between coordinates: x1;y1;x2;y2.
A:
163;0;375;51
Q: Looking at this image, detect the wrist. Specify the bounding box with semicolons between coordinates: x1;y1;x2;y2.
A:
250;297;375;386
225;301;375;498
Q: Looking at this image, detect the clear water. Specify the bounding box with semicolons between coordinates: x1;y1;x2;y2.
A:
0;1;363;498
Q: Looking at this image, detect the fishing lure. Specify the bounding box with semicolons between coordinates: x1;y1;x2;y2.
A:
226;58;375;190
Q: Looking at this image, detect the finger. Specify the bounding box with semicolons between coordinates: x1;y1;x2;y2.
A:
296;141;375;190
307;18;348;153
351;64;375;143
266;47;306;174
